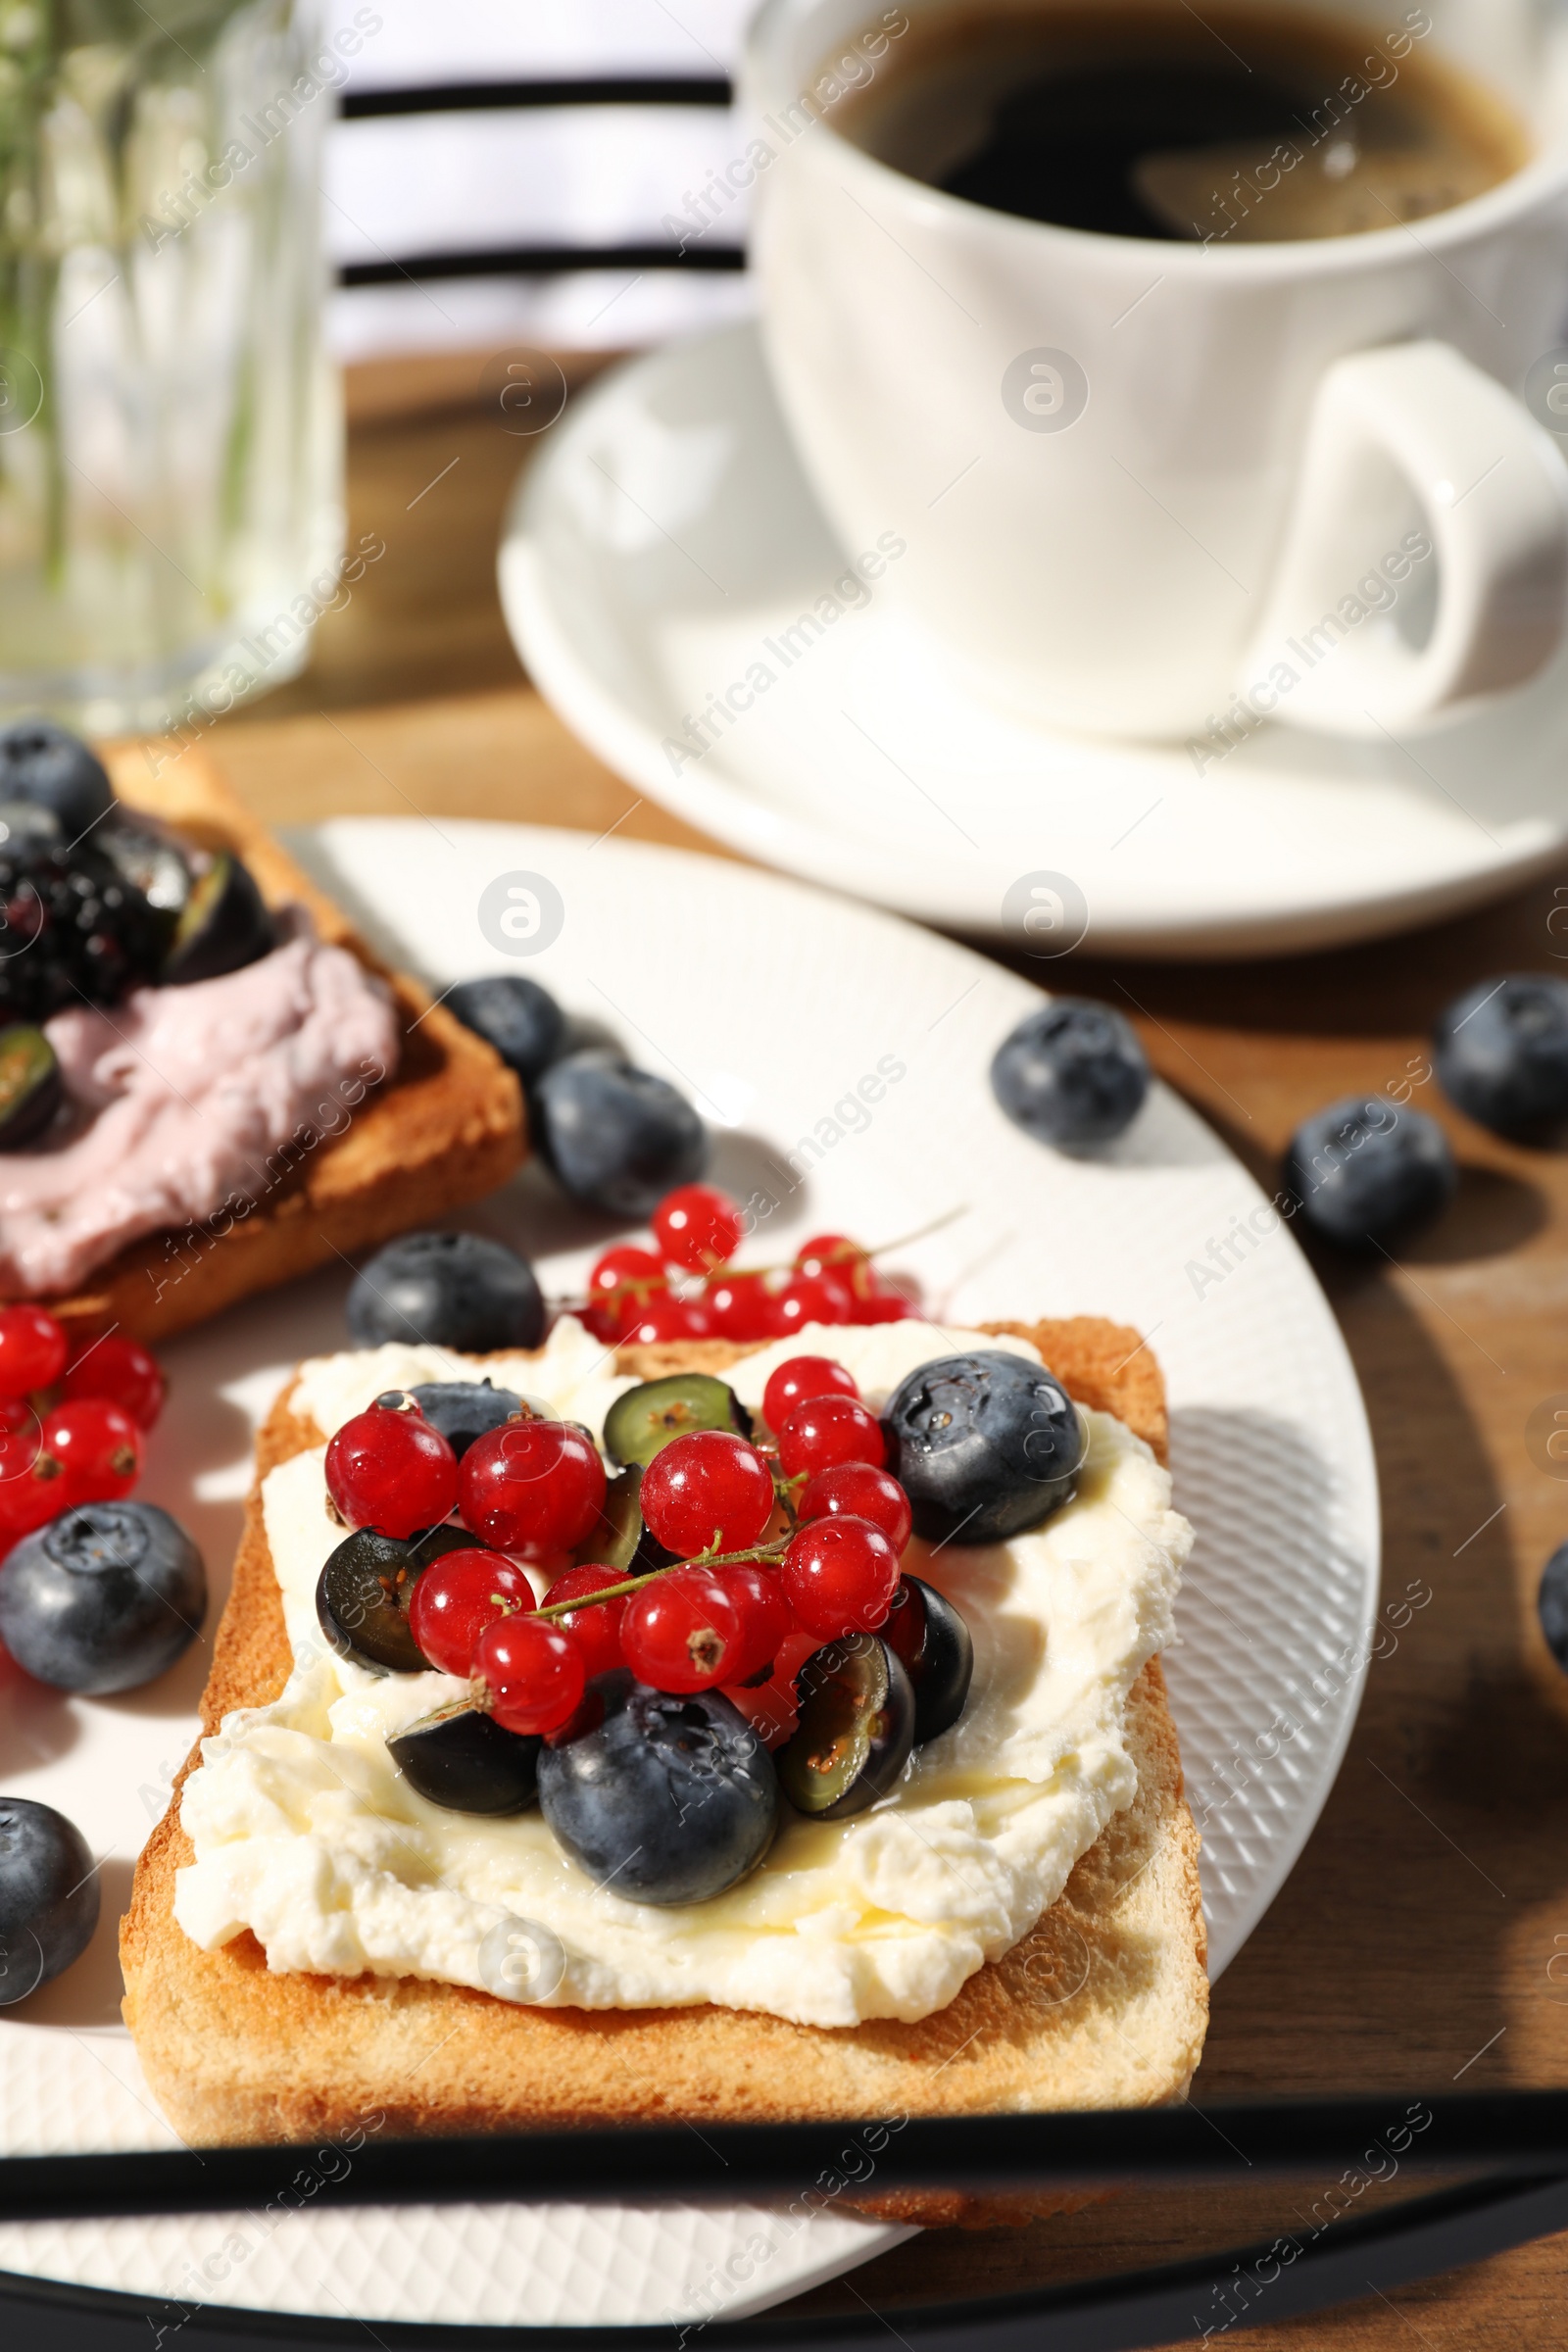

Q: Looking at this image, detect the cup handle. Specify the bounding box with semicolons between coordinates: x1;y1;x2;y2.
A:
1247;340;1568;734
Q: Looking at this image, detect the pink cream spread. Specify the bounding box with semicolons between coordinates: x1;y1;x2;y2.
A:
0;916;402;1296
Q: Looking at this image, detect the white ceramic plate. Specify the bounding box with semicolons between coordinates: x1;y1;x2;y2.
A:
500;320;1568;958
0;820;1379;2328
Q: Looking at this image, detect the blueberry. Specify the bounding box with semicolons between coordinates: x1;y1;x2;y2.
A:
0;720;115;840
347;1232;545;1351
0;1798;99;2004
991;998;1149;1148
1540;1543;1568;1673
0;1502;205;1694
410;1380;523;1458
1284;1095;1456;1250
534;1052;707;1218
538;1672;778;1906
1434;974;1568;1137
0;801;63;852
448;976;566;1087
885;1350;1087;1545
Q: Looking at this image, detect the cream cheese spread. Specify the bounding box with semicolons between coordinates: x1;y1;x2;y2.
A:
0;916;401;1295
174;1318;1191;2029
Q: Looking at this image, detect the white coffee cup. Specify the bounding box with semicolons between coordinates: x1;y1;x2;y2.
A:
745;0;1568;744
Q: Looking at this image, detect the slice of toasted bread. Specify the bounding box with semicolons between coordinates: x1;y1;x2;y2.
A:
12;744;525;1347
122;1320;1206;2225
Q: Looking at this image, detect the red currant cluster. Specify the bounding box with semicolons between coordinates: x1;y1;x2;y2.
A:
0;1306;165;1548
324;1351;932;1753
580;1183;914;1346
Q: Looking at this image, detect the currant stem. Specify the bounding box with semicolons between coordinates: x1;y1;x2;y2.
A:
550;1204;970;1314
531;1536;789;1621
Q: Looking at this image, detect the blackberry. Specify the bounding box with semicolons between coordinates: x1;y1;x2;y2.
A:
0;838;166;1021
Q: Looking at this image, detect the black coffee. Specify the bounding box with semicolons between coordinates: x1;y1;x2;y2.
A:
832;3;1529;241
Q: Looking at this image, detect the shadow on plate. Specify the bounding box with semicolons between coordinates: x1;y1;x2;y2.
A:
11;1855;135;2030
0;1642;81;1779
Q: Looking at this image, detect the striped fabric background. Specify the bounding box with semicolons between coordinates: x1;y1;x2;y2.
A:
323;0;760;360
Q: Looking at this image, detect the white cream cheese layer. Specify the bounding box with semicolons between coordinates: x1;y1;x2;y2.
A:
174;1319;1190;2029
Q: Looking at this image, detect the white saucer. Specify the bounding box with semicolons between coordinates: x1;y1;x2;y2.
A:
501;320;1568;958
0;821;1377;2325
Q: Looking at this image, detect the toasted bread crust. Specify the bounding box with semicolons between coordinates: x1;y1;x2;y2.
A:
122;1322;1206;2224
16;746;525;1346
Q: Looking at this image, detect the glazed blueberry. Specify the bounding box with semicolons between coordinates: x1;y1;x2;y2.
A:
885;1350;1087;1545
991;999;1149;1148
603;1374;752;1469
0;1502;205;1694
1433;974;1568;1136
777;1635;914;1819
0;1798;100;2004
0;720;114;839
162;853;273;985
317;1530;424;1675
0;1025;63;1152
1284;1095;1455;1250
538;1672;778;1906
1540;1543;1568;1673
389;1703;541;1815
534;1052;707;1217
346;1232;545;1351
410;1380;523;1459
448;975;566;1087
884;1575;974;1743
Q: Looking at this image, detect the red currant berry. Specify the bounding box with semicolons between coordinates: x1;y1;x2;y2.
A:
654;1182;745;1272
324;1406;458;1540
782;1515;901;1640
848;1289;913;1325
702;1270;778;1342
475;1614;585;1736
621;1293;710;1347
797;1461;911;1553
794;1234;873;1296
773;1271;856;1338
621;1566;745;1691
584;1246;667;1341
543;1562;628;1681
459;1417;607;1559
717;1563;793;1683
0;1305;67;1400
777;1394;886;1482
761;1353;858;1435
0;1425;62;1539
641;1429;774;1559
62;1334;166;1430
42;1399;142;1507
407;1547;535;1678
0;1396;37;1438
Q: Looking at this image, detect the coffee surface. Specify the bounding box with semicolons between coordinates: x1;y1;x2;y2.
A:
832;3;1530;240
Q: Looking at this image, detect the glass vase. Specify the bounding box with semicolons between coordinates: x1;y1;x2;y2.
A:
0;0;343;735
